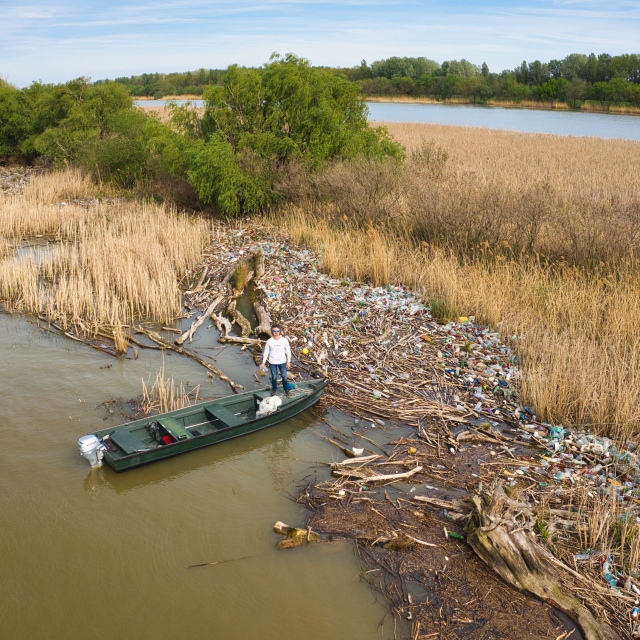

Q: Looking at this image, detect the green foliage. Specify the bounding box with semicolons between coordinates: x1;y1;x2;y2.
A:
144;116;191;177
186;136;274;215
339;52;640;105
179;53;404;215
370;57;440;80
5;78;134;166
0;81;28;159
430;299;459;324
535;516;550;541
78;109;149;187
538;78;568;102
95;68;224;97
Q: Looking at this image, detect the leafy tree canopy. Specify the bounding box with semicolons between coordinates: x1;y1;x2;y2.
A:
180;53;404;214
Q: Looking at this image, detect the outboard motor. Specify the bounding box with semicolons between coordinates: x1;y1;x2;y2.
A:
78;434;106;468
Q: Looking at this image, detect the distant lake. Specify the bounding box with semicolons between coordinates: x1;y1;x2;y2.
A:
368;102;640;141
136;99;640;141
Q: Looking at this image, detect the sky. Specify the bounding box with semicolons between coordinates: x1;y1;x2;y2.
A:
0;0;638;87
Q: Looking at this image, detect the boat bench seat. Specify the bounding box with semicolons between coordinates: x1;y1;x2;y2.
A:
110;429;148;455
204;406;245;428
158;417;193;441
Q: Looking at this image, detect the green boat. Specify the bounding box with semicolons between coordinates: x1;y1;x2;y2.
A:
78;378;328;472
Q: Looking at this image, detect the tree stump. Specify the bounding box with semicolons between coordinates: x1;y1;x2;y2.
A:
465;480;621;640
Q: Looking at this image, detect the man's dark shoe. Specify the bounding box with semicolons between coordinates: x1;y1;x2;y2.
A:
285;391;290;397
270;390;277;397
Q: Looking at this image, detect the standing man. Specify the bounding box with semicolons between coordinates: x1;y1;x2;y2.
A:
260;324;292;396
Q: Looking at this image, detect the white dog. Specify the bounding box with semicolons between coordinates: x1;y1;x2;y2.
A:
256;395;282;418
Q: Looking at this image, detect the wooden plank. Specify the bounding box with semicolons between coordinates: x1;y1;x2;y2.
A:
205;406;246;428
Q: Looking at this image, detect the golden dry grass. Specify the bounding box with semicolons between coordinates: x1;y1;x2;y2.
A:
0;170;211;347
573;485;640;573
280;123;640;438
141;361;199;413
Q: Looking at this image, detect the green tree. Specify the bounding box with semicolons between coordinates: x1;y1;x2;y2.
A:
501;76;530;101
538;78;568;102
610;54;640;83
0;80;28;159
444;59;480;78
528;60;549;86
439;75;463;99
561;53;588;80
567;78;588;107
597;54;613;81
392;76;415;95
585;53;598;83
182;54;403;214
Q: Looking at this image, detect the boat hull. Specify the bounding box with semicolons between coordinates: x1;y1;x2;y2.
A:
81;378;328;472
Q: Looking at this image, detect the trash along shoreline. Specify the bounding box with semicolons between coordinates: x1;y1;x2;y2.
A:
4;167;637;638
182;221;640;640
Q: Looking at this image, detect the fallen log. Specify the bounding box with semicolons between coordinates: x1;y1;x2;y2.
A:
356;466;423;484
254;250;265;281
273;521;321;549
245;250;271;337
372;532;437;550
252;301;272;338
193;265;209;291
218;336;264;346
331;455;382;466
175;295;223;345
332;465;423;483
464;479;621;640
211;312;232;337
413;495;461;511
226;298;252;337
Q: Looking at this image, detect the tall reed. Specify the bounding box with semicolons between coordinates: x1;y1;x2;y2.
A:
0;170;211;347
279;123;640;439
141;362;199;414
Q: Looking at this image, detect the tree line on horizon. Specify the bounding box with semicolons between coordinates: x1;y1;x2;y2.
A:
94;52;640;106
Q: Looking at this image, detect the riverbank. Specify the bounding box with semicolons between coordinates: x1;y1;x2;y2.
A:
4;136;640;636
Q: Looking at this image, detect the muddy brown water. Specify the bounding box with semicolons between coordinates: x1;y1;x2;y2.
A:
0;313;392;639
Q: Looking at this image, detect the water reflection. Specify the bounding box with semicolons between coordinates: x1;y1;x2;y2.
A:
85;413;312;495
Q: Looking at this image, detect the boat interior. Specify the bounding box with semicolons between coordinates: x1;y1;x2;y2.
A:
106;386;314;456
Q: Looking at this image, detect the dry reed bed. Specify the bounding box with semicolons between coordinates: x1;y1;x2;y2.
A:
285;123;640;439
0;170;211;340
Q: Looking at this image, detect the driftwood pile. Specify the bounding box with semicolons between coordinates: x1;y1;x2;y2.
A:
295;426;636;639
465;480;622;640
167;222;637;639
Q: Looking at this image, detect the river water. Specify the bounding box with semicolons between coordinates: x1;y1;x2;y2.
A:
0;312;391;639
136;99;640;140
